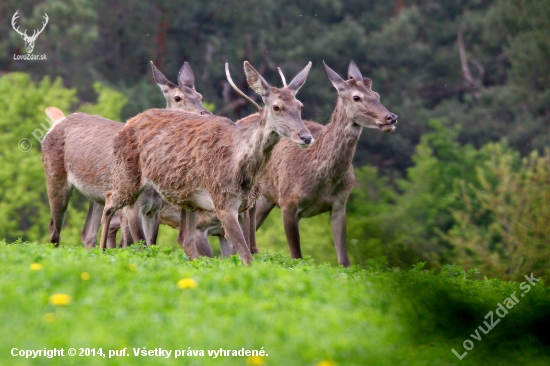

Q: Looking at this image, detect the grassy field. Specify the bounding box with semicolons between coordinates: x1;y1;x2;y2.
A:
1;241;549;366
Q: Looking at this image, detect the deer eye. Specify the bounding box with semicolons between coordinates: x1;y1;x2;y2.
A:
174;96;182;102
353;96;361;102
273;106;280;111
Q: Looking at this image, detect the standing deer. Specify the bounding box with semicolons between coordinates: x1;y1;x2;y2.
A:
11;11;48;53
99;61;313;265
42;62;210;248
115;61;212;248
252;61;398;266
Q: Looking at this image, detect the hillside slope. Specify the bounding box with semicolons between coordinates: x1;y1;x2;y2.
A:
0;242;549;365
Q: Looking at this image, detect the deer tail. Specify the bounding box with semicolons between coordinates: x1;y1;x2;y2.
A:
45;107;66;126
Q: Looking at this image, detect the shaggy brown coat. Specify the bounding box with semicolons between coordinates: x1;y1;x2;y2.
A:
252;62;398;266
100;62;313;264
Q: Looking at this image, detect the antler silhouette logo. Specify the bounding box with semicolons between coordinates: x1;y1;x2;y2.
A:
11;11;49;54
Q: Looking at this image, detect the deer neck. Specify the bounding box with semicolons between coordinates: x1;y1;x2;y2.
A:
311;99;362;180
232;112;280;189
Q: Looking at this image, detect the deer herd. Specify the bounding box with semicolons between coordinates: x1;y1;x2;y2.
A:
42;59;398;267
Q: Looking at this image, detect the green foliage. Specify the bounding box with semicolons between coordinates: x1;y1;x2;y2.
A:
2;0;549;172
256;118;550;280
1;0;549;295
346;119;480;267
0;73;127;244
202;101;216;113
1;242;549;366
445;146;550;280
0;73;76;242
255;208;336;265
78;82;128;120
347;120;550;281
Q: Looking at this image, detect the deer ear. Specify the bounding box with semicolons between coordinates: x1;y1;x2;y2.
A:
323;61;347;92
287;62;312;95
348;60;363;81
363;77;373;90
178;61;195;89
244;61;270;97
150;61;176;92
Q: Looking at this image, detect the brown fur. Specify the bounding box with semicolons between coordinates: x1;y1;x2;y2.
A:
111;109;269;212
42;62;209;248
43;113;123;202
100;62;313;264
253;62;398;266
102;109;279;264
42;113;125;246
259;105;357;219
111;63;394;265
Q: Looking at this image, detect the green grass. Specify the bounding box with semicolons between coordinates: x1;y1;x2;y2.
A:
1;242;549;366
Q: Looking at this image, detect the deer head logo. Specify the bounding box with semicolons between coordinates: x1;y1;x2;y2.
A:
11;11;49;54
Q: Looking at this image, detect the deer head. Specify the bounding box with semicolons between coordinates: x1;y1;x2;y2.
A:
323;61;397;132
227;61;313;147
11;11;48;54
150;61;211;115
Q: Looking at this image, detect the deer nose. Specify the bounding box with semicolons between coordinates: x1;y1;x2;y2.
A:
299;133;314;146
385;113;398;124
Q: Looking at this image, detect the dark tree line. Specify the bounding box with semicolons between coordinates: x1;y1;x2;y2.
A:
2;0;549;174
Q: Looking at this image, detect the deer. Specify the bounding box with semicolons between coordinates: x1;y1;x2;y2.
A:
42;61;210;249
98;61;314;265
249;61;398;267
148;204;236;257
11;11;48;53
107;62;276;257
113;61;214;248
106;64;249;256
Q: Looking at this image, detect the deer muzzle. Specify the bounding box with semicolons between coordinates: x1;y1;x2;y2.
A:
297;132;314;148
377;113;398;132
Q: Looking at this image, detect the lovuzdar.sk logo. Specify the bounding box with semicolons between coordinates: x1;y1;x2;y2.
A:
11;10;48;61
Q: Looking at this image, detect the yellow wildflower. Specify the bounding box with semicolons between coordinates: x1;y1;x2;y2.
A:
30;263;43;271
246;356;265;366
177;278;197;289
49;293;72;306
129;264;137;271
317;361;336;366
80;272;90;280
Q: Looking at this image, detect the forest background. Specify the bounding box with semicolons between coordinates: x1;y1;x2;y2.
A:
1;0;549;281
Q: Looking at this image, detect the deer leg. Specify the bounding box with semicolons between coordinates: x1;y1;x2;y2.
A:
239;212;250;247
80;201;102;249
99;192;123;250
254;195;275;230
248;205;259;254
330;202;350;267
125;204;146;244
47;182;73;247
142;212;160;246
219;236;236;258
177;208;200;261
107;212;121;249
118;210;133;248
99;150;142;250
140;188;162;245
195;229;214;257
177;209;187;245
282;205;302;259
217;207;254;265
